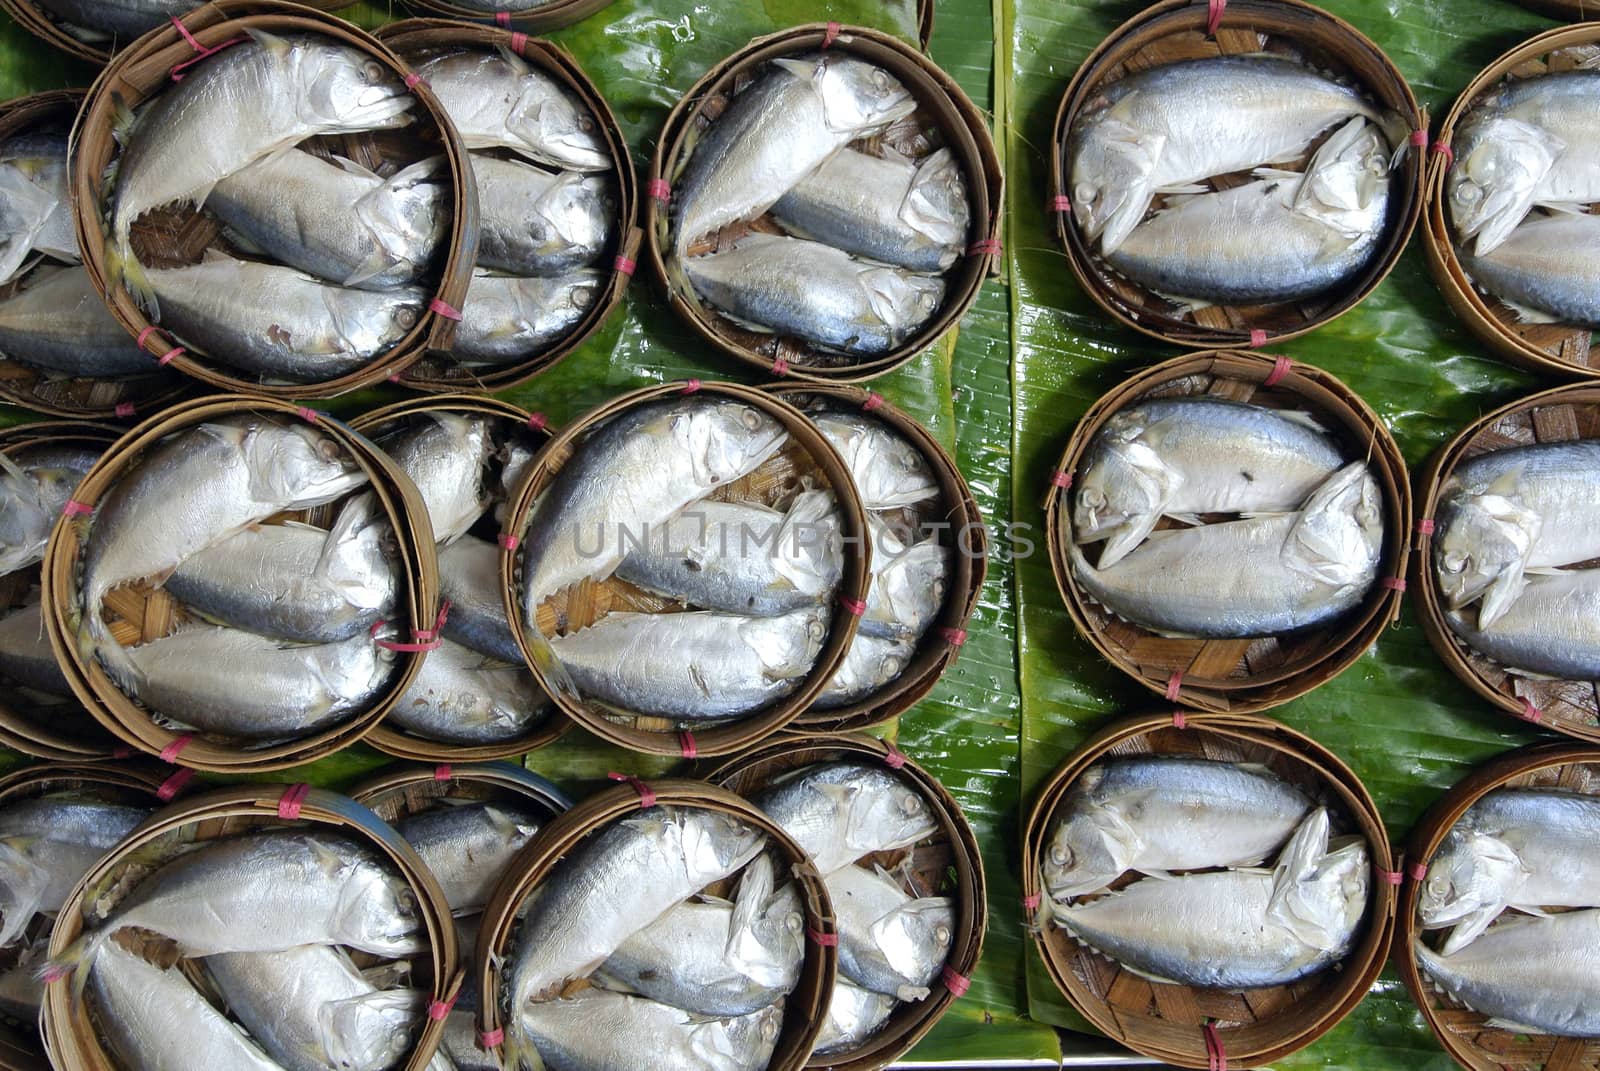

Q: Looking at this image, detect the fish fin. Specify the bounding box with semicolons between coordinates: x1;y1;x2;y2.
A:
494;44;531;74
1274;409;1330;432
771;56;825;84
245;28;292;57
341;248;396;289
0;452;27;484
110;93;137;145
1485;1018;1547;1035
331;154;383;181
1161;512;1204;527
1114;963;1187;986
1152;182;1208;195
217;223;267;256
38;925;110;1003
309;838;348;877
1094;512;1159;568
1130;868;1173;881
1501;299;1562;325
521;624;580;704
1440;901;1506;955
0;838;49;949
1476;568;1526;631
1536;200;1587;215
102;236;158;320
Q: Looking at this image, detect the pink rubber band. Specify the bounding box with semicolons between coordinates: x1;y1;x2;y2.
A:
839;595;867;616
1408;859;1429;881
1433;140;1454;165
1409;129;1427;149
387;373;402;384
1520;698;1542;723
156;768;193;802
136;325;159;348
1205;0;1226;36
509;31;528;52
428;997;454;1021
1172;709;1188;729
613;255;636;277
679;731;697;759
429;298;463;321
495;11;511;25
1205;1021;1226;1071
158;734;193;764
680;379;701;394
403;72;426;89
821;21;841;49
863;392;885;412
527;412;548;431
1262;354;1292;387
167;21;245;80
1051;194;1071;213
943;966;971;998
772;356;790;377
479;1029;504;1049
608;772;657;809
169;14;203;49
111;746;133;760
295;407;319;424
114;402;136;418
1248;329;1268;348
648;179;671;204
370;605;448;652
1417;518;1436;535
498;533;520;551
156;346;184;367
808;928;839;947
434;764;453;782
967;239;1002;257
1379;868;1403;886
1165;672;1183;702
278;782;311;820
938;627;968;647
1382;577;1407;593
883;742;907;769
1051;470;1072;490
61;499;93;517
1023;892;1041;911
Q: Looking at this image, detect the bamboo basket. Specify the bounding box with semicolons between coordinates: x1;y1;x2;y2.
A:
1413;383;1600;741
706;733;985;1071
1397;743;1600;1071
377;19;639;393
474;779;835;1071
1421;24;1600;378
1045;350;1410;713
766;385;986;731
0;89;188;421
646;23;1004;384
1511;0;1597;16
1021;711;1396;1070
395;0;614;34
0;0;352;64
38;395;440;773
349;395;570;760
69;2;479;399
1050;0;1424;350
40;784;458;1071
501;381;871;758
0;761;170;1071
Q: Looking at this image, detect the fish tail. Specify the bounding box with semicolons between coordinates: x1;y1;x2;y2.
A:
79;602;139;697
522;623;580;705
103;234;159;320
109;92;137;146
38;926;109;1003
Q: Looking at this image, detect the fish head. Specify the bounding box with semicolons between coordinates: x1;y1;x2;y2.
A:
299;44;415;132
316;989;421;1071
1268;833;1369;954
862;268;944;344
678;401;788;490
1433;490;1539;613
784;55;916;136
826;417;937;509
1447;113;1562;255
1067;105;1163;254
728;864;806;991
744;607;828;681
871;539;950;632
703;1000;784;1069
509;82;610;172
242;421;369;510
327;287;423;358
1040;805;1136;900
362;159;449;260
679;809;766;887
531;173;612;255
869;896;955;990
1072;437;1172;564
334;863;423;957
902;148;969;257
1283;462;1384;590
323;497;399;615
1417;828;1523;931
1294;117;1392;238
836;767;937;858
774;490;844;597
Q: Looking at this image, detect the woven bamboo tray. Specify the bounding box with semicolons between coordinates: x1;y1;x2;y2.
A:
1044;350;1410;713
1021;711;1396;1070
1050;0;1424;350
646;22;1004;383
349;760;573;863
707;733;985;1071
395;0;615;35
0;0;352;64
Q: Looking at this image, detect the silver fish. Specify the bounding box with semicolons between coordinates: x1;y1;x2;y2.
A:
165;497;397;644
1460;211;1600;328
395;802;541;914
1447;567;1600;680
1070;462;1384;637
1420;788;1600;954
0;936;45;1021
682;233;944;356
0;797;149;947
673;53;915;252
1415;910;1600;1036
814;979;897;1057
0;133;74;283
826;864;952;1001
1072;397;1344;568
1044;756;1312;900
547;606;826;720
519;990;783;1071
145;255;423;383
474;155;613;276
753;761;937;876
208;150;446;289
0;441;99;576
206;944;423;1071
862;515;949;640
612;490;843;616
0;265;152;377
599;853;804;1017
388;637;549;745
771;147;969;273
88;942;283;1071
811;410;939;510
437;536;523;663
377;413;497;545
1069;54;1387;254
29;0;216;39
0;599;71;697
417;50;609;172
1053;809;1369;988
1434;440;1600;628
813;633;917;710
452;268;600;366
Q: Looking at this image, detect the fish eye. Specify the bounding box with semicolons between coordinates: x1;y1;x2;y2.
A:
739;408;761;429
1079;487;1106;510
900;794;920;815
394;306;419;330
360;59;385;84
1441;551;1468;574
784;912;803;933
1453;180;1482;206
1073;182;1096;206
871;69;891;91
570;285;596;308
933;924;952;946
578;114;595;133
1050;844;1070;866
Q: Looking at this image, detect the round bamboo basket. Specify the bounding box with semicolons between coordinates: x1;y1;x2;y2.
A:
349;395;569;760
706;733;984;1071
70;2;479;399
0;0;352;64
0;89;187;421
1397;743;1600;1071
395;0;615;34
765;385;986;731
377;19;639;393
1422;25;1600;378
349;760;573;856
1050;0;1424;350
501;381;871;758
38;395;441;773
1021;711;1396;1070
1045;350;1410;713
0;761;170;1071
646;23;1004;384
475;779;835;1071
40;783;458;1071
917;0;934;50
1413;383;1600;741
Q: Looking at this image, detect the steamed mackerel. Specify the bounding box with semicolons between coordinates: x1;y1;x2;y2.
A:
29;0;218;39
1415;910;1600;1036
417;50;609;172
815;980;897;1057
811;410;938;510
0;598;72;696
0;133;73;283
519;989;783;1071
0;797;149;947
862;516;949;639
753;761;938;876
396;802;541;914
826;864;953;1001
474;154;613;276
386;636;548;745
1446;567;1600;680
438;536;523;662
813;632;916;710
451;268;600;365
1460;211;1600;328
0;441;100;575
0;265;152;377
377;413;497;544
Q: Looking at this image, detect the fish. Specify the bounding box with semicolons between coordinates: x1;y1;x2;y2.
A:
88;942;284;1071
1068;54;1389;254
672;53;915;252
437;536;523;663
145;254;423;383
1069;461;1384;637
395;802;541;914
1072;397;1345;568
518;989;783;1071
1053;809;1369;989
28;0;218;39
681;233;945;355
451;268;600;366
752;761;938;876
0;442;100;576
376;413;497;545
387;637;550;745
0;133;74;283
1460;211;1600;328
208;150;446;289
206;944;424;1071
771;147;969;273
814;979;897;1057
813;633;917;710
1419;788;1600;954
0;797;150;947
612;490;843;616
826;864;953;1001
1446;567;1600;680
0;936;45;1021
1448;70;1600;255
432;1009;499;1070
1414;910;1600;1036
417;50;609;172
862;515;949;639
474;154;613;276
598;853;805;1017
165;496;397;644
77;415;368;689
0;265;153;377
546;606;827;720
1433;440;1600;628
1103;116;1391;306
811;410;939;510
